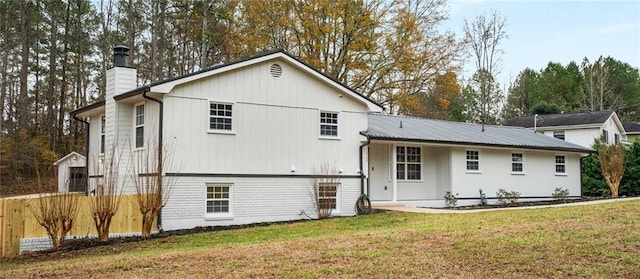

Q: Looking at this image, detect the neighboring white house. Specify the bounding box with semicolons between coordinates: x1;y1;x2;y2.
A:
52;151;87;193
506;110;626;148
70;47;592;231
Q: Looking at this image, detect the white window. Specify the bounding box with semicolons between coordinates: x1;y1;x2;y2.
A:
553;131;565;140
135;104;144;149
466;150;480;171
603;129;609;144
206;184;232;215
615;133;620;144
100;115;105;154
320;111;339;137
512;153;524;173
396;146;421;180
209;102;234;132
555;155;566;174
318;182;339;210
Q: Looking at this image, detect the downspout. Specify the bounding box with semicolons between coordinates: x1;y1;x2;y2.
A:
142;91;164;231
355;135;372;214
359;136;371;195
72;113;90;196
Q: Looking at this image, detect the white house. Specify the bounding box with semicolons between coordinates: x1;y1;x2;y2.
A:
506;110;626;148
70;47;592;231
52;151;87;193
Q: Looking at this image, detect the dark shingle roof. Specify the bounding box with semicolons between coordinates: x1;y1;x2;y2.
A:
505;110;614;128
363;114;593;153
623;122;640;134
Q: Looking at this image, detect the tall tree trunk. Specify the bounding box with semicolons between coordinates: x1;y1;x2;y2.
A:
57;1;71;154
47;2;59;149
18;0;32;131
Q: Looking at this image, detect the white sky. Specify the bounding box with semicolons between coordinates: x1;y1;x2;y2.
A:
440;0;640;86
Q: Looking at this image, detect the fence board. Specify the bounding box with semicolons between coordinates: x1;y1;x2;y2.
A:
0;194;153;257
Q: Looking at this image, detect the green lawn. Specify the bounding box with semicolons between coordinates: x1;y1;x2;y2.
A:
2;200;640;278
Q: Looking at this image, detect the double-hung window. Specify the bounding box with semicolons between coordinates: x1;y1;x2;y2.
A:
318;183;339;211
100;115;105;154
209;102;234;132
555;155;566;174
466;150;480;171
396;146;421;180
320;111;339;137
134;104;144;149
603;130;609;144
512;153;524;173
206;184;232;215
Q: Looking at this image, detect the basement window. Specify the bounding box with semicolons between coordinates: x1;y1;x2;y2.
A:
318;182;339;211
206;184;233;218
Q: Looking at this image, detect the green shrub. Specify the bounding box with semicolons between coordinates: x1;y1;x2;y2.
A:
444;191;458;207
552;187;569;201
496;189;520;205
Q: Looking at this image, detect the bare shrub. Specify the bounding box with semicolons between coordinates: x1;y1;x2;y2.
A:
89;150;124;241
309;163;340;219
131;140;176;237
496;189;520;205
26;181;80;249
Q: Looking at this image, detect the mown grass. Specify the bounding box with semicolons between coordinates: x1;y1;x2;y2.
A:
2;200;640;278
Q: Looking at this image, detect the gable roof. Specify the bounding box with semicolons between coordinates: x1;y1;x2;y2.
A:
106;49;381;111
505;110;615;128
72;50;383;116
623;122;640;134
53;151;86;166
363;114;593;153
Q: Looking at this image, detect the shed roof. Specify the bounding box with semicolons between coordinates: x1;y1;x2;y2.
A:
363;114;593;153
505;110;614;128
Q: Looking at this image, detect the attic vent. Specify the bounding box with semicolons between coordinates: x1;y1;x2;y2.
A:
270;63;283;78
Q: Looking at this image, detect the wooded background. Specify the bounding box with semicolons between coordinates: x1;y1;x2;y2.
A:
1;0;639;193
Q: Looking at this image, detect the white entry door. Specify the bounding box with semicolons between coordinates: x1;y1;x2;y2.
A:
368;143;392;201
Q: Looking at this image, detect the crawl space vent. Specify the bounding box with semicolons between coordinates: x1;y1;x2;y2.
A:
270;63;283;78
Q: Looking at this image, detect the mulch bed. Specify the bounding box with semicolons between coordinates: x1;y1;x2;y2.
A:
436;196;620;210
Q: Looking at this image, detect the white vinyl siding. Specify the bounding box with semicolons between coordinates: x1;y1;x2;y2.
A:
209;102;234;133
134;104;144;149
396;146;421;180
555;155;566;174
466;150;480;172
320;111;339;137
511;153;524;173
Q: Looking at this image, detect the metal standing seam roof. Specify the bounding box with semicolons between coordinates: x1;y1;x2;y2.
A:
505;110;614;128
363;113;593;153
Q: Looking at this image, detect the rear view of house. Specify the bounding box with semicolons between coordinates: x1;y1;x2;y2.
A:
72;47;382;231
69;46;592;233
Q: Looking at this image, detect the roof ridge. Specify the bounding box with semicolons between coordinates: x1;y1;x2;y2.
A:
369;113;526;130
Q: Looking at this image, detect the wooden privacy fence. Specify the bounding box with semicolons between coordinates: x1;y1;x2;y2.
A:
0;194;153;257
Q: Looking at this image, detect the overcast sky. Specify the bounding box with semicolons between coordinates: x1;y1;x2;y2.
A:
440;0;640;86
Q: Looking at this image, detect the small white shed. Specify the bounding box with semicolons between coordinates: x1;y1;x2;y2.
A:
53;151;87;193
